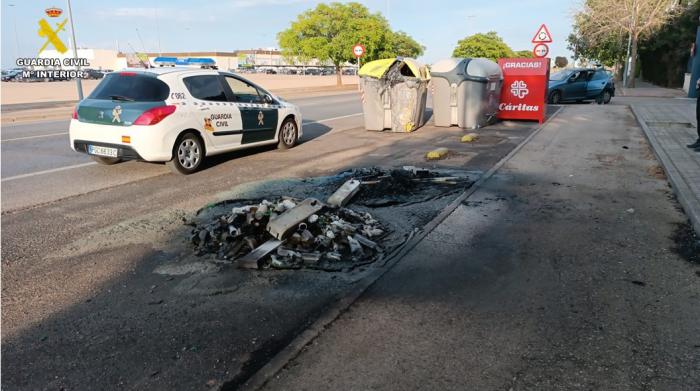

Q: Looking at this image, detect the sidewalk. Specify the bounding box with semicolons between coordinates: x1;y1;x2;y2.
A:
620;79;686;98
631;100;700;234
257;105;700;390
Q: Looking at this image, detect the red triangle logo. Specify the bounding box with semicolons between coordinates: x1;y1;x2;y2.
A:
532;24;553;43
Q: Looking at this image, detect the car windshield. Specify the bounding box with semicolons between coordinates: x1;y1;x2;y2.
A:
550;70;573;81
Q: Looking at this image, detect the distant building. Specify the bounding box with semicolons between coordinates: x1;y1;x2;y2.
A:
236;49;283;68
35;48;341;72
37;49;119;70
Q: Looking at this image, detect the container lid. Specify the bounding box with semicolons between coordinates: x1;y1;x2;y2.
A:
430;58;465;74
431;58;502;83
465;58;502;80
359;59;397;79
402;58;431;81
359;58;430;81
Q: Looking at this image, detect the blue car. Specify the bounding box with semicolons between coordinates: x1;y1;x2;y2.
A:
548;68;615;104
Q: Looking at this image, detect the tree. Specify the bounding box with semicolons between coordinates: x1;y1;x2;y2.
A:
568;8;629;76
554;56;569;68
379;31;425;59
514;50;534;58
574;0;679;87
567;29;627;69
452;32;514;62
277;2;423;85
639;1;700;87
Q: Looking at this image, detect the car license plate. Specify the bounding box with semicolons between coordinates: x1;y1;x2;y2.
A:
88;145;118;158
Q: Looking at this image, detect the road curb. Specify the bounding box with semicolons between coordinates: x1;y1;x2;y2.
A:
630;104;700;235
2;110;72;124
237;106;565;391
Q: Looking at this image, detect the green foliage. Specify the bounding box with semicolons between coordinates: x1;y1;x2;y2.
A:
277;2;423;74
639;1;700;87
379;31;425;59
452;32;514;62
567;21;626;67
554;56;569;68
514;50;534;58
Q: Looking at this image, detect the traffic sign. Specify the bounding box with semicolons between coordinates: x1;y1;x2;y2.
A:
352;44;366;58
533;43;549;58
531;24;553;43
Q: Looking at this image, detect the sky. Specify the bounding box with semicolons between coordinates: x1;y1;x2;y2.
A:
1;0;577;69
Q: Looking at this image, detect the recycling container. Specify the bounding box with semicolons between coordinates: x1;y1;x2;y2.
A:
359;76;391;131
431;58;503;129
359;59;395;131
359;58;430;132
387;58;430;133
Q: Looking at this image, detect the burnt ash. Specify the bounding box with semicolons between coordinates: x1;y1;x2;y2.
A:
670;222;700;265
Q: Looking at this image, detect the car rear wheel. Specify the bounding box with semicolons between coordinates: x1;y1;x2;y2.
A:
278;118;298;150
91;156;121;165
549;90;561;104
167;132;204;175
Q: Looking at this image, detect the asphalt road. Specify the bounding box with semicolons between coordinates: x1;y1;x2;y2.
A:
1;92;362;211
7;94;694;390
1;89;547;389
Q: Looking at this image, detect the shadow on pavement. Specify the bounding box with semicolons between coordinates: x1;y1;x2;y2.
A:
1;110;558;390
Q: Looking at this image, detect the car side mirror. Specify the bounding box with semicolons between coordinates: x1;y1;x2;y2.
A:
263;94;273;104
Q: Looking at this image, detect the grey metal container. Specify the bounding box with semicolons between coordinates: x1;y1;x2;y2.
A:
388;76;428;133
431;58;503;129
359;76;392;131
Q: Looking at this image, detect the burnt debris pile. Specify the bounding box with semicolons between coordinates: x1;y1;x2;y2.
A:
190;197;385;271
351;166;468;207
188;166;471;271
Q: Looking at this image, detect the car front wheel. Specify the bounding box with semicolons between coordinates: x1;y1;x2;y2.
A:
549;90;561;104
167;132;204;175
602;90;612;104
278;118;298;149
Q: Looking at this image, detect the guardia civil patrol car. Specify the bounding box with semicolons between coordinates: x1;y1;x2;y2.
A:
69;66;302;174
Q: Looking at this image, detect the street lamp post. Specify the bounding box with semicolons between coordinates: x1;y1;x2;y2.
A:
623;32;632;89
66;0;83;100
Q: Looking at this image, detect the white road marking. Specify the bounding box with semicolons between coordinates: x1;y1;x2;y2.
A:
2;162;97;182
1;131;68;142
2;112;365;182
304;113;362;125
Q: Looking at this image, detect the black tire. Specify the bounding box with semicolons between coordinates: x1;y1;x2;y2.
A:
549;90;561;104
91;155;121;165
602;90;612;104
277;117;298;149
167;132;205;175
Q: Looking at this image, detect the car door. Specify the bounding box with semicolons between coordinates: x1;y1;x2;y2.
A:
563;71;588;100
586;70;610;98
222;75;279;145
181;73;243;151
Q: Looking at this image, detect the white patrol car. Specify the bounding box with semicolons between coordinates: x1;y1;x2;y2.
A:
69;67;302;174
